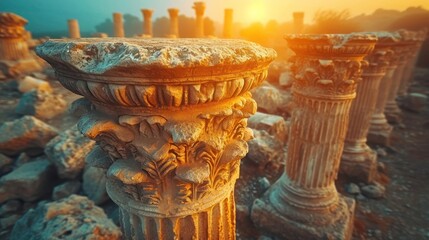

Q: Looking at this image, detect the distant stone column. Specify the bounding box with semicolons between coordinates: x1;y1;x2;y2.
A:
385;30;414;123
141;9;153;37
67;19;81;39
292;12;304;34
168;8;180;38
251;34;376;240
113;12;125;37
36;38;276;240
398;29;427;96
193;2;206;38
223;9;233;38
340;33;396;183
0;13;31;61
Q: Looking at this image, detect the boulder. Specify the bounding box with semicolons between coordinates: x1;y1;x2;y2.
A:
17;76;52;93
0;154;13;171
0;116;58;156
10;195;122;240
250;83;292;115
248;112;288;143
15;89;67;120
45;125;95;179
245;129;285;170
361;183;385;199
82;166;109;205
402;92;428;113
52;181;81;201
0;159;56;203
279;71;294;88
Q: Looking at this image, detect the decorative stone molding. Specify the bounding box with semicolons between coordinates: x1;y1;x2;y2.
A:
141;9;153;37
167;8;179;38
340;32;396;183
36;38;276;240
251;34;376;240
193;2;206;38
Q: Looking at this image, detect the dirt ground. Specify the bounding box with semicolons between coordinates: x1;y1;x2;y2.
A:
0;68;428;240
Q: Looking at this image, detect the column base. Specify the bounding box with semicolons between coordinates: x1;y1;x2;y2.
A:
339;148;378;184
251;184;355;240
385;102;402;124
367;125;392;146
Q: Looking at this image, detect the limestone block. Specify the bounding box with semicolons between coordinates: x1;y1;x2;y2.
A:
10;194;122;240
18;76;52;93
15;89;67;120
248;112;288;143
52;181;81;200
245;129;285;169
45;125;95;179
0;159;56;203
0;154;13;170
279;71;294;88
250;83;291;115
0;116;58;156
82;166;108;205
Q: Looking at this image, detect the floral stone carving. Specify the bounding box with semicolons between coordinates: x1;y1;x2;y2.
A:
36;38;276;240
251;34;376;240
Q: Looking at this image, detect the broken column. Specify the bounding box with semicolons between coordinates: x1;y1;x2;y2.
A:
67;19;80;39
340;33;396;183
36;38;276;239
292;12;304;34
193;2;206;38
367;32;401;146
141;9;153;37
0;12;42;76
113;13;125;37
223;9;233;38
168;8;179;38
384;30;414;123
251;34;376;240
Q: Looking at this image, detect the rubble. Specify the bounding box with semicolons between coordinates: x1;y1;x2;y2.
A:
15;89;67;120
82;166;108;205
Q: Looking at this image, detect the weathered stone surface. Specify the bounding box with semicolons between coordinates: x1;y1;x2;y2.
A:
0;199;21;217
0;159;56;203
248;112;288;142
10;194;122;240
361;183;386;199
402;93;428;112
14;153;32;167
245;129;285;170
251;83;291;115
0;116;58;156
45;125;95;179
265;60;289;84
18;76;52;93
346;183;361;195
52;181;81;200
279;71;294;88
0;154;13;171
0;214;21;229
15;89;67;120
82;166;108;205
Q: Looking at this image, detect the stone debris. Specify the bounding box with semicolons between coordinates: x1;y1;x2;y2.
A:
250;83;291;115
10;194;122;240
15;89;67;120
0;214;21;230
14;153;32;167
0;159;56;203
0;116;58;156
0;200;22;216
279;71;294;88
52;181;81;200
257;177;271;192
0;154;13;172
82;166;108;205
17;76;52;93
346;183;361;195
361;182;386;199
402;92;428;112
245;129;285;170
248;112;288;143
44;125;95;179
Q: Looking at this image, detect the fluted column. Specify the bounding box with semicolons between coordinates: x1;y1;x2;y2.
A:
168;8;179;38
223;9;233;38
67;19;81;39
340;33;396;183
36;38;276;240
141;9;153;37
193;2;206;38
251;34;376;240
113;12;125;37
292;12;304;34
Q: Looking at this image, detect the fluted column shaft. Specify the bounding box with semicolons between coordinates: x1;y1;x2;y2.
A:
193;2;206;38
223;9;233;38
251;34;376;240
113;12;125;37
168;8;179;38
36;38;276;240
67;19;81;39
141;9;153;37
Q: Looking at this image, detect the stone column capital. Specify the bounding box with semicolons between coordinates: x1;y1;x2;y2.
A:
168;8;179;17
193;2;206;16
0;13;28;38
141;9;154;18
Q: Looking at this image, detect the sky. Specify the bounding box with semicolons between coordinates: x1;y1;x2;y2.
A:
0;0;428;33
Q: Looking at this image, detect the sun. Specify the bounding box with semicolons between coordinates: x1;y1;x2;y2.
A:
246;0;267;23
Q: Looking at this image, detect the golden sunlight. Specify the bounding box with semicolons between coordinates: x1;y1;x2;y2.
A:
246;0;267;22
